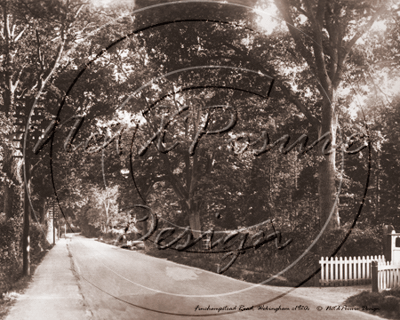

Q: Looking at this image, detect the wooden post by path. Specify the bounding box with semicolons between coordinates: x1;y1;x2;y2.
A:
22;180;30;276
52;201;55;245
372;261;378;292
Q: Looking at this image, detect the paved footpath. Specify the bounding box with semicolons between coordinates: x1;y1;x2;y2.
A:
5;238;91;320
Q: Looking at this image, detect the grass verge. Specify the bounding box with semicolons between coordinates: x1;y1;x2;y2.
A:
344;287;400;319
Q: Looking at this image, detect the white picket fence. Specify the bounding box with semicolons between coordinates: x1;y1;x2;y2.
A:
377;261;400;291
319;255;386;286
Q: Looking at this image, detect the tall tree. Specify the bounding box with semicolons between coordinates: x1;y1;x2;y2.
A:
269;0;399;229
0;0;90;275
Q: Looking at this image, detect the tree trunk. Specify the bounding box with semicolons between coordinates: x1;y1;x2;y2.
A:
23;175;31;276
4;182;15;219
188;210;201;239
2;3;18;220
140;218;148;236
318;95;340;230
186;199;202;238
375;150;381;223
3;138;17;219
105;219;109;233
41;198;47;223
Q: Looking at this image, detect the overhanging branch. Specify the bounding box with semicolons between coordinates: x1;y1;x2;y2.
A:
274;0;318;75
278;81;320;129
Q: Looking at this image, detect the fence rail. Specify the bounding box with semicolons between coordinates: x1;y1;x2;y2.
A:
377;261;400;291
319;255;386;286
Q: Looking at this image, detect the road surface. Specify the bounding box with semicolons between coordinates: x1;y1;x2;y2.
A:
6;234;384;320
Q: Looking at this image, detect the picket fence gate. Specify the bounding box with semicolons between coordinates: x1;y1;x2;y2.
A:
377;261;400;291
319;255;386;286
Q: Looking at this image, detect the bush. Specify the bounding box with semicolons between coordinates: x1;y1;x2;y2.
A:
0;218;49;297
386;287;400;298
346;291;383;308
0;217;23;294
381;296;400;312
345;289;400;319
308;225;382;258
80;224;101;238
100;232;115;241
142;225;383;287
30;222;49;255
335;226;382;257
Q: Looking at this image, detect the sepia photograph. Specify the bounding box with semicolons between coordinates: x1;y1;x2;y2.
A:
1;0;400;319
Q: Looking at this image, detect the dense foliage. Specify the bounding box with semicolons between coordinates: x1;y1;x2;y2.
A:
345;287;400;319
1;0;400;294
0;215;49;295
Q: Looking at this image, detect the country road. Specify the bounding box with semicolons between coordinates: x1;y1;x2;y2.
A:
6;235;384;320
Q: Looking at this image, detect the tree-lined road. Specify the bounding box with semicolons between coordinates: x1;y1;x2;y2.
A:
1;1;399;319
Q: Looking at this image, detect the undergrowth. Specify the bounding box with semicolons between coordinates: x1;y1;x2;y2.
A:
345;287;400;320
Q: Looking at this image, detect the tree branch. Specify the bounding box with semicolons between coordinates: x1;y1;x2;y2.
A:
14;26;27;42
277;80;320;128
331;7;388;89
344;6;388;54
302;0;332;93
316;0;327;27
159;152;189;200
41;41;65;89
36;30;44;77
188;150;198;203
274;0;318;77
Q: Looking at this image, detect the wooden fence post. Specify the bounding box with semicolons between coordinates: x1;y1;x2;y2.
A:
372;261;378;292
314;259;320;287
